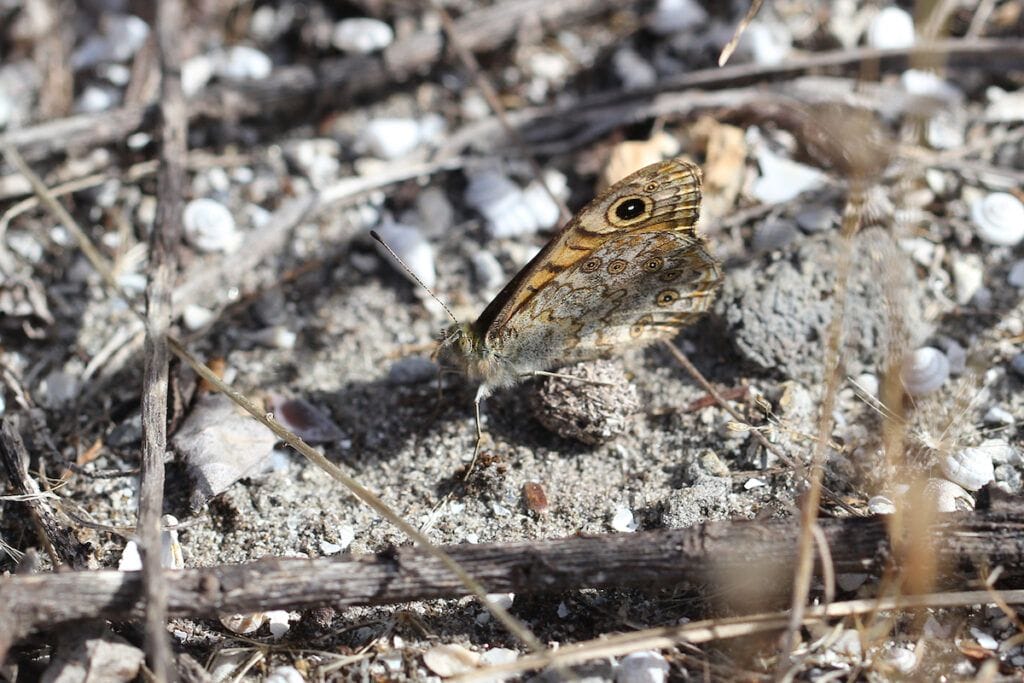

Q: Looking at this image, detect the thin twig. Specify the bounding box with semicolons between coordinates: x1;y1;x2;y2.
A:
718;0;764;67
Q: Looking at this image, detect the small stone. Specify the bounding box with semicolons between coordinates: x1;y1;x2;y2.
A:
270;396;346;443
612;47;657;90
387;356;438;385
610;506;637;532
836;573;869;592
1011;353;1024;378
332;18;394;54
182;304;215;331
970;627;998;651
183;198;241;253
736;22;793;66
951;254;984;306
40;628;144;683
795;205;837;233
373;221;436;289
983;405;1014;426
752;219;799;251
75;84;120;113
181;54;214;96
866;7;915;49
265;666;305;683
470;250;505;291
215;45;273;80
751;148;827;204
266;610;291;638
1009;260;1024;288
480;648;517;667
616;651;670;683
647;0;707;35
363;118;422;160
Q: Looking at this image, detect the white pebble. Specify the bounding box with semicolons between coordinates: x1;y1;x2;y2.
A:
1008;261;1024;288
521;180;561;229
971;192;1024;247
215;45;273;81
970;627;999;651
744;477;767;490
75;84;120;113
951;254;984;306
71;14;150;68
866;7;915;49
471;250;505;291
612;47;657;90
182;304;215;330
751;148;827;204
464;170;563;239
983;405;1014;426
610;505;638;532
884;646;917;674
373;221;436;290
647;0;708;35
252;325;297;350
737;22;793;66
265;666;305;683
941;447;994;491
332;18;394;54
900;347;949;396
183;198;241;253
182;54;214;96
118;541;143;571
901;70;962;101
363;118;422;160
853;372;879;398
480;648;517;666
616;651;669;683
266;610;291;638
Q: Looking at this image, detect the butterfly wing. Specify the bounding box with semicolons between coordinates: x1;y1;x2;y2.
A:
473;159;721;374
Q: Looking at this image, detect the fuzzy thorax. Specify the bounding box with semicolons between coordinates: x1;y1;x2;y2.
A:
437;322;521;391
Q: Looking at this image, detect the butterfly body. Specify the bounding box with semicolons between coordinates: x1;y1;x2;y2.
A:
440;158;723;398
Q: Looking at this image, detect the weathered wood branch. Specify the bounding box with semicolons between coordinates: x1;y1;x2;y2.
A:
2;505;1024;650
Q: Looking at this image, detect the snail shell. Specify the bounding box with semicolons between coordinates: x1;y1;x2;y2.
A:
971;192;1024;246
941;447;995;491
923;478;974;512
900;346;949;396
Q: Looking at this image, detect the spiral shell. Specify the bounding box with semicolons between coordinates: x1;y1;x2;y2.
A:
923;478;974;512
971;192;1024;246
941;447;995;491
900;346;949;396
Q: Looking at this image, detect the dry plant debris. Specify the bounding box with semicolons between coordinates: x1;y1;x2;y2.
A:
1;0;1024;681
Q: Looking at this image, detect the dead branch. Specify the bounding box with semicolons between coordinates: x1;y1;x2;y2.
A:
3;503;1024;651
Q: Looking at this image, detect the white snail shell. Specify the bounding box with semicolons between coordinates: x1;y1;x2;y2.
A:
940;447;995;491
971;192;1024;246
900;346;949;396
183;198;241;253
923;478;974;513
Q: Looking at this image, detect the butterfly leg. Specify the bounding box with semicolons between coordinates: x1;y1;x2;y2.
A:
464;384;491;479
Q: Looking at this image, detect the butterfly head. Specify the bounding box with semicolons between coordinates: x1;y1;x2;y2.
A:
436;321;517;388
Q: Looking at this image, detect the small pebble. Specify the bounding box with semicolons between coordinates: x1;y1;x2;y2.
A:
752;219;798;251
737;22;793;66
970;627;999;651
971;192;1024;247
1011;353;1024;378
470;250;505;291
1007;261;1024;288
266;610;291;638
616;651;669;683
465;170;551;239
646;0;707;35
522;482;549;515
252;325;297;350
951;255;984;306
612;47;657;90
866;6;915;49
750;148;827;204
181;54;214;96
387;356;438;385
332;18;394;54
215;45;273;80
183;198;241;253
182;304;215;331
836;573;869;592
795;205;837;233
265;666;304;683
610;506;638;532
901;70;962;102
363;118;422;160
983;405;1014;426
480;648;517;667
374;221;436;290
271;396;346;443
75;84;120;113
884;646;917;674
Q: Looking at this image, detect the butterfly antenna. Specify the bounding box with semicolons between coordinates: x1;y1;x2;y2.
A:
370;230;459;325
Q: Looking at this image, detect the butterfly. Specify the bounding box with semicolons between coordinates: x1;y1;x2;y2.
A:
436;158;723;439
